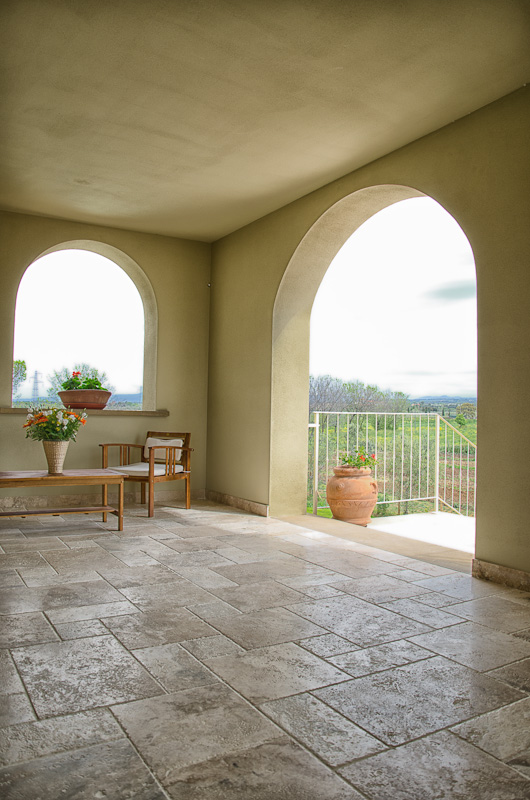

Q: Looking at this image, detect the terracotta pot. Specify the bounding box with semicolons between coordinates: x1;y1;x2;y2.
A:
58;390;112;410
42;440;69;475
326;466;378;526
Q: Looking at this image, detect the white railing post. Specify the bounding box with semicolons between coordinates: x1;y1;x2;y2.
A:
312;412;320;515
434;414;440;513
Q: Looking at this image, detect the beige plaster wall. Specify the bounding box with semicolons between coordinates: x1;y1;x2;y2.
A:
0;211;211;500
207;86;530;573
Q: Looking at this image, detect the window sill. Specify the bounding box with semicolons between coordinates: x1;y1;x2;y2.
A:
1;408;169;417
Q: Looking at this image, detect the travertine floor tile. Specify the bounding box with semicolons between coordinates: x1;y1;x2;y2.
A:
380;596;465;627
0;650;24;694
287;594;432;646
11;635;164;717
411;573;511;601
297;633;359;658
260;693;386;765
0;612;59;648
330;574;431;603
133;642;220;692
0;708;124;767
314;655;522;745
209;579;307;611
452;696;530;772
446;595;530;633
0;739;168;800
409;621;530;671
0;580;125;615
329;639;433;677
119;579;216;610
164;738;362;799
0;693;36;728
180;634;244;660
45;599;139;624
204;642;350;703
190;606;327;649
338;730;529;800
488;658;530;693
54;619;110;640
101;608;216;649
95;564;181;588
111;684;283;782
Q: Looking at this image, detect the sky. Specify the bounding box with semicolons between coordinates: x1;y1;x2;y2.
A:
13;250;144;397
310;197;477;398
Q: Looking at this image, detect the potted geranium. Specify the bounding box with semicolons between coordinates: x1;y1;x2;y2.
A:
326;446;379;526
58;370;112;410
24;406;87;474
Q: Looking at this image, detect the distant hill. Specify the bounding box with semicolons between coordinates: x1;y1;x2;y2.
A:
411;395;476;404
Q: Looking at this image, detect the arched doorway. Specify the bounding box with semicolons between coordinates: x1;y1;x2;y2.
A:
270;184;476;519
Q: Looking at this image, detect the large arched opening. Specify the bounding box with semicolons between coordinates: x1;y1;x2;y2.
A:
270;184;476;521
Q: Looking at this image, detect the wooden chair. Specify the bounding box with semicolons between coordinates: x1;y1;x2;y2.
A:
100;431;192;516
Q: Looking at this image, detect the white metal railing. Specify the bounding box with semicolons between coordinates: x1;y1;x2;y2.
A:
308;412;476;517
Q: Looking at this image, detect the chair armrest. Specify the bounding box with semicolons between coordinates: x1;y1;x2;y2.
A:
99;443;143;449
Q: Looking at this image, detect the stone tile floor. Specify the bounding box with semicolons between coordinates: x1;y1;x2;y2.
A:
0;501;529;799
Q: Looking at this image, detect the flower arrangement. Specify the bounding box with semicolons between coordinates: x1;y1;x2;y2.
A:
23;407;87;441
60;370;109;391
340;446;378;470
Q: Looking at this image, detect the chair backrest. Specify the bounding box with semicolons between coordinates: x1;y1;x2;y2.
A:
142;431;191;466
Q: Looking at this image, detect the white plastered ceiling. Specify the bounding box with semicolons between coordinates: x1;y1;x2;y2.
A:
1;0;529;241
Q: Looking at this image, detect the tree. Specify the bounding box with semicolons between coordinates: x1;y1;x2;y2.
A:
455;413;467;429
309;375;410;416
457;402;477;419
47;364;115;404
12;359;27;399
309;375;350;415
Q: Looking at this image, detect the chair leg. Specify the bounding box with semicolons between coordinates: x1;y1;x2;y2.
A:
186;475;191;509
140;483;146;505
148;479;154;517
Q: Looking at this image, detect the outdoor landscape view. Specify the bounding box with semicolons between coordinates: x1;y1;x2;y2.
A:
308;197;477;520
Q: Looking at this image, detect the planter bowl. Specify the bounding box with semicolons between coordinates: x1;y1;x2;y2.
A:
58;390;112;410
326;466;378;526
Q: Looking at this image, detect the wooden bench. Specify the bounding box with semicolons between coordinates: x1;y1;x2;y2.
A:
0;469;125;531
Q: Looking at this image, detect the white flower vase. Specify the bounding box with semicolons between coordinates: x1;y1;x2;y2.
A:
42;440;69;475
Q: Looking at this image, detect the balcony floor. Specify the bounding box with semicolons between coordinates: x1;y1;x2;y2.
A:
0;500;529;799
368;510;476;554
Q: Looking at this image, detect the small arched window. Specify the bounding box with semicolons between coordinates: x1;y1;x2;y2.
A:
12;246;156;409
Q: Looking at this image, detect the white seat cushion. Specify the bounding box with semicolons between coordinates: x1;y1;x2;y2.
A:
109;463;184;477
144;437;183;460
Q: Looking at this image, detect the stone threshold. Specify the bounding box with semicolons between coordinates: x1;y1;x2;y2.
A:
281;513;472;574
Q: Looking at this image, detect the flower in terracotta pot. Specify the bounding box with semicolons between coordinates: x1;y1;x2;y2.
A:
60;370;109;391
58;369;112;409
326;446;379;526
339;446;378;471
